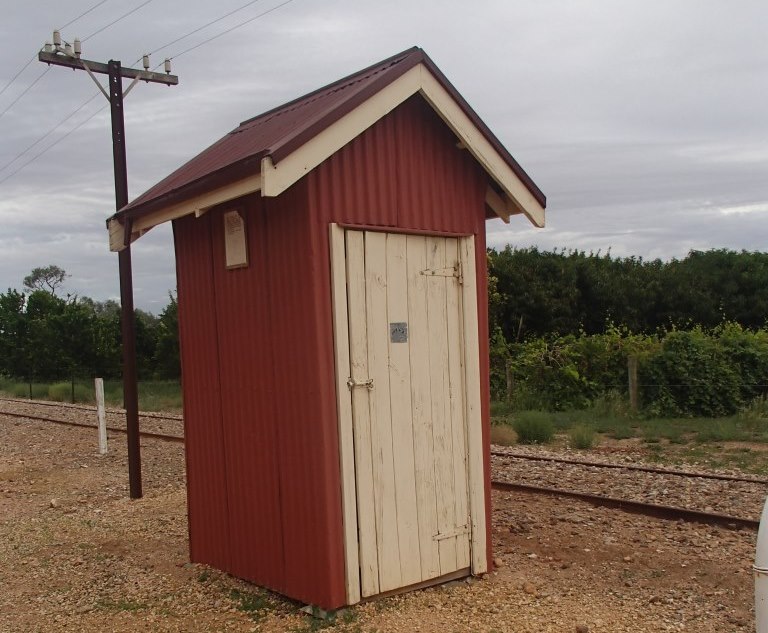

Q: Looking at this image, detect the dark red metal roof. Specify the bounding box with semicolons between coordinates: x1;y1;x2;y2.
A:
112;47;546;223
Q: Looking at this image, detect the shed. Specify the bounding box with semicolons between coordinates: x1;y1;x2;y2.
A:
107;47;546;609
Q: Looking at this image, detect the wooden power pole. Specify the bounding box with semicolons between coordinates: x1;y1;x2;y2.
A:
39;32;178;499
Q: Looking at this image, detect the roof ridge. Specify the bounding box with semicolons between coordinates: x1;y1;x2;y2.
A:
235;46;423;130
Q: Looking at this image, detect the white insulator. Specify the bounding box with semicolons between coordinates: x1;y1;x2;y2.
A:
74;39;81;58
143;55;150;70
754;495;768;631
53;30;61;46
64;42;73;56
44;42;53;53
164;58;171;74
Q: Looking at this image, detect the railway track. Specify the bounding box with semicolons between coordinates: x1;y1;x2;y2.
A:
489;479;760;529
490;448;768;485
0;409;184;443
0;396;182;422
1;401;764;531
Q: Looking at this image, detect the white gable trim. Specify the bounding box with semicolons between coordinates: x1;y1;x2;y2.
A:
261;63;544;228
109;173;262;252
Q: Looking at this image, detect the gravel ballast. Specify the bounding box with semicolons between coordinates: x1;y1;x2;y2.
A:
0;402;759;632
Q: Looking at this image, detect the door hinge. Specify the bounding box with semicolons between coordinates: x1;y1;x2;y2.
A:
433;524;470;541
347;377;374;390
420;262;463;284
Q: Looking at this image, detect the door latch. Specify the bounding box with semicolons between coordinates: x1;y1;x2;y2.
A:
347;377;374;390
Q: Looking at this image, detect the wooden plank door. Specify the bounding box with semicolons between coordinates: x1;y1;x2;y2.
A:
330;225;485;601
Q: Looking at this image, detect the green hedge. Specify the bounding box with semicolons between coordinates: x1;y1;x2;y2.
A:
495;323;768;417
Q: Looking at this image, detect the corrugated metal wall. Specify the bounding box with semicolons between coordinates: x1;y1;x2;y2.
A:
174;215;231;570
175;189;347;608
207;198;286;588
262;182;347;607
174;94;494;609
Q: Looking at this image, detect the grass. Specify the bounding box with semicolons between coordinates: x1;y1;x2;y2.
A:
489;424;517;446
48;381;93;403
0;376;182;411
489;394;768;469
512;411;554;445
96;599;147;612
568;424;597;450
229;588;273;621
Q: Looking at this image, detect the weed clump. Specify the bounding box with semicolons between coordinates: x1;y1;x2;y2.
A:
512;411;554;445
569;424;597;449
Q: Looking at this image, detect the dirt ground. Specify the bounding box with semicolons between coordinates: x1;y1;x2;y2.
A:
0;408;757;632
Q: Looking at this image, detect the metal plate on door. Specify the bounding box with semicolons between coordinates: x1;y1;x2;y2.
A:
390;322;408;343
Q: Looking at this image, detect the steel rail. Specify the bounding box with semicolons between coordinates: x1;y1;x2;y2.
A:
490;479;760;530
0;396;183;422
0;409;184;443
490;449;768;485
1;407;762;530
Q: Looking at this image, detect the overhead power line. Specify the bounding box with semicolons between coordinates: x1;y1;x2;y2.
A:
0;55;36;99
0;67;50;121
0;102;106;187
147;0;268;57
59;0;112;30
0;92;101;175
82;0;155;42
168;0;296;60
0;0;113;100
0;0;299;186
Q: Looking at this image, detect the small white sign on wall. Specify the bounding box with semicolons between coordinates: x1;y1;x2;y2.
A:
223;210;248;269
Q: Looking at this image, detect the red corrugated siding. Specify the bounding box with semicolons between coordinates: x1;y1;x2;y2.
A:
175;189;347;609
263;182;347;608
308;96;486;234
207;199;286;587
174;215;231;570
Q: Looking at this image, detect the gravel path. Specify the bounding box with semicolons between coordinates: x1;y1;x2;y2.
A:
0;400;759;632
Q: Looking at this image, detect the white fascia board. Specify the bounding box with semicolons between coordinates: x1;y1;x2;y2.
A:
417;67;544;228
108;173;262;252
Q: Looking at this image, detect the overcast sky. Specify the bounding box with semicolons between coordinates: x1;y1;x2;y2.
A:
1;0;766;312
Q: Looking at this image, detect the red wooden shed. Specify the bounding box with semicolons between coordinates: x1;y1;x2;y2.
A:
107;47;545;610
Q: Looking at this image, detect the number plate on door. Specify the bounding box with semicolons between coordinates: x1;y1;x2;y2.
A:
390;322;408;343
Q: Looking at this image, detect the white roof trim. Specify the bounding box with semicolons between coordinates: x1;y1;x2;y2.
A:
109;173;262;252
261;63;544;228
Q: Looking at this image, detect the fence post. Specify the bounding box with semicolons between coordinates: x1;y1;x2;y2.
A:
628;356;639;412
95;378;107;455
505;359;514;403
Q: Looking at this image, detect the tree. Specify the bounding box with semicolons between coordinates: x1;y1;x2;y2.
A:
23;265;69;296
0;289;31;381
153;293;180;379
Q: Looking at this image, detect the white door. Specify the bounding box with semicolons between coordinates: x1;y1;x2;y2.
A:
329;226;487;603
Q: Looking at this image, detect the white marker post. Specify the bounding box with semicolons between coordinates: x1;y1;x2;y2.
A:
95;378;107;455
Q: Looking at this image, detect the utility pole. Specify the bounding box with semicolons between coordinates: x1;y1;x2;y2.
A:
39;32;178;499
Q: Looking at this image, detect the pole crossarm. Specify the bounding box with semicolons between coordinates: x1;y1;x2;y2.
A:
38;51;178;85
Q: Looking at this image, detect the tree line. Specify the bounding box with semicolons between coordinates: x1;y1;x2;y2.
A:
488;248;768;412
0;266;179;385
3;249;768;403
489;247;768;342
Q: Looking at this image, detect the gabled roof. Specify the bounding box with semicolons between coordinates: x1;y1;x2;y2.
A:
108;47;545;251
